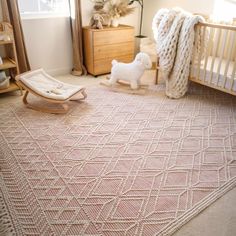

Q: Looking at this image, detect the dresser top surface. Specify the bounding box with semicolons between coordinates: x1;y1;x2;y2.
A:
83;25;134;31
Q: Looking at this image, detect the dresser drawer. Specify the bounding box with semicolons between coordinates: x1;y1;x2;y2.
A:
83;25;135;76
94;54;134;75
94;42;134;60
93;29;134;46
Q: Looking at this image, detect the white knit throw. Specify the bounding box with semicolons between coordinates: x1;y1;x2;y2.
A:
152;8;204;98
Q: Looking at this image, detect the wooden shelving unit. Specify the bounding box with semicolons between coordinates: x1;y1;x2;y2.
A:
0;40;13;45
0;22;20;94
0;58;17;70
0;82;19;94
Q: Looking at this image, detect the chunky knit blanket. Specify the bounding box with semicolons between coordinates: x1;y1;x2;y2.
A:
152;8;204;98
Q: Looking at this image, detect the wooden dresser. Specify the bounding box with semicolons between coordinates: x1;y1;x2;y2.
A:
83;25;135;76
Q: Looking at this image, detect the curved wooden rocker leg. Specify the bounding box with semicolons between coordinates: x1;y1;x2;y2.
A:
70;89;87;101
100;80;147;95
22;90;69;114
105;76;148;89
81;89;87;100
116;80;148;89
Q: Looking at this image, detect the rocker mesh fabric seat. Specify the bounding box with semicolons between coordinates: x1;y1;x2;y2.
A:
16;69;87;113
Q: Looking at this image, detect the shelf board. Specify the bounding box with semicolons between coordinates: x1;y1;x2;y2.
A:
0;81;20;94
0;58;17;70
0;40;13;45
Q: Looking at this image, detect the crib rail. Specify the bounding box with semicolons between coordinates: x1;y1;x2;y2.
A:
189;22;236;96
198;22;236;31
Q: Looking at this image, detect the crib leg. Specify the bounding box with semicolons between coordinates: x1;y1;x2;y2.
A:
155;57;159;85
155;68;159;85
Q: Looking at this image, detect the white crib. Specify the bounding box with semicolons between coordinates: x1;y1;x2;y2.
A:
156;22;236;96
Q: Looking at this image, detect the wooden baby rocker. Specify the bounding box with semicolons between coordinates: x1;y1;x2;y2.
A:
16;69;87;114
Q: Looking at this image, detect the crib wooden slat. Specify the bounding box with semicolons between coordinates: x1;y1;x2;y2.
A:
230;36;236;91
191;25;200;77
216;29;228;87
223;31;236;88
196;26;206;80
203;26;214;82
209;28;222;84
230;58;236;91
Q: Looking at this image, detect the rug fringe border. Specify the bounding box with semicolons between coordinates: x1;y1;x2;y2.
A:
0;176;17;235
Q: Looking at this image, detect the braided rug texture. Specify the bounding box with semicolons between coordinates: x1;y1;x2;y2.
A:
0;84;236;236
152;8;205;99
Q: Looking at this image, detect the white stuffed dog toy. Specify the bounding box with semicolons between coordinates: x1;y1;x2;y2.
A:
109;52;152;89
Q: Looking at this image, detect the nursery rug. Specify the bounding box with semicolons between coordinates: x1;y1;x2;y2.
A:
0;84;236;236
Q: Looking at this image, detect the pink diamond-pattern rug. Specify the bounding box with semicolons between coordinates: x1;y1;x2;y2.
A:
0;84;236;236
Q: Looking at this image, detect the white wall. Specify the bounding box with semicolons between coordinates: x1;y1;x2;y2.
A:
143;0;215;38
21;17;73;75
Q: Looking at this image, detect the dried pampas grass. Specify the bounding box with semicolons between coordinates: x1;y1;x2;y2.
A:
104;0;134;18
91;0;134;18
90;0;134;28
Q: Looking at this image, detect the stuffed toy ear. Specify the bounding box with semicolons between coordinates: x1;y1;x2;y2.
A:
135;53;152;69
135;53;141;61
145;58;152;69
135;53;144;66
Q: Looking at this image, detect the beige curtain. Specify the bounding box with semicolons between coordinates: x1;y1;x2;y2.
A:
70;0;86;76
1;0;30;73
